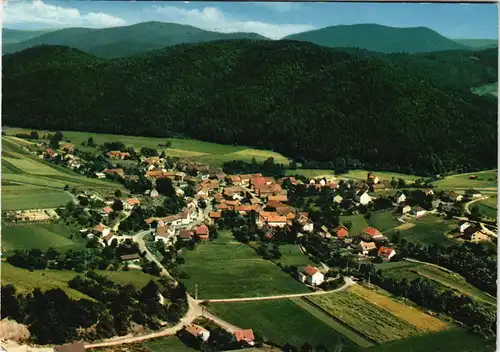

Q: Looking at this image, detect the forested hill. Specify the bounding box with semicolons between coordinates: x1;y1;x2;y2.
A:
3;41;497;175
283;24;469;53
2;22;269;58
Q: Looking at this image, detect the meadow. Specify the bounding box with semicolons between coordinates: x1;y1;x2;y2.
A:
381;261;496;306
431;170;497;190
178;231;308;299
285;169;336;178
307;291;422;344
340;210;401;236
206;299;362;351
142;337;197;352
337;170;419;182
1;222;85;252
270;244;311;267
471;196;497;219
2;263;157;299
2;186;73;210
4;128;289;167
384;215;456;246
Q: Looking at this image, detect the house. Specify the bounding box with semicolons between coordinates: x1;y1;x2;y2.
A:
256;211;287;228
61;143;75;153
431;199;441;209
155;225;175;243
328;182;338;190
234;329;255;346
298;265;324;286
465;189;482;199
54;343;86;352
394;191;407;204
442;191;464;203
235;205;255;215
358;241;377;255
124;198;141;210
459;220;472;233
94;172;106;179
333;224;349;239
254;183;282;198
362;227;386;241
333;195;343;204
412;206;427;218
195;224;210;240
378;246;396;261
423;189;435;196
184;324;210;342
302;222;314;233
179;229;193;241
120;253;141;263
93;224;110;237
267;195;288;202
103;168;125;177
400;204;412;214
354;190;372;205
367;172;380;184
102;232;116;246
209;211;222;221
266;200;288;210
106;151;130;160
470;231;489;243
461;226;489;243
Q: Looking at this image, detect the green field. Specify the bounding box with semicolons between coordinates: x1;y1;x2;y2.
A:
2;263;157;299
471;196;497;219
307;291;421;344
369;328;495;352
285;169;335;178
337;170;419;182
471;82;498;97
432;170;497;190
206;299;362;351
2;222;85;252
340;211;400;236
2;137;122;209
385;215;456;246
4;128;289;167
381;261;496;306
178;231;308;299
271;244;311;267
142;336;198;352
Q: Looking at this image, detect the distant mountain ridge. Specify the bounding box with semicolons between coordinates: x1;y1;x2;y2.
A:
2;21;269;58
3;22;496;58
283;24;470;53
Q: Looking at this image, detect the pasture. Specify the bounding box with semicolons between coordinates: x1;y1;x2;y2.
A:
271;244;311;267
381;261;496;306
307;291;422;344
179;231;308;299
1;222;84;252
285;169;336;178
432;170;497;190
472;197;497;219
337;169;419;182
340;210;400;236
142;337;197;352
206;299;361;351
2;186;73;210
385;215;456;246
2;263;158;299
4;128;289;167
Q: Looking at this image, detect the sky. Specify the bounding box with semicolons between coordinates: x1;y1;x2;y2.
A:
1;0;498;40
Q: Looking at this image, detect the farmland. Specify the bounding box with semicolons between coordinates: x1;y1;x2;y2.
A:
286;169;336;178
471;196;497;219
270;244;311;267
381;261;497;306
4;128;289;167
1;222;85;252
340;210;401;235
206;299;361;351
2;263;158;299
385;215;457;246
2;186;73;210
306;291;422;344
178;231;309;299
431;170;497;190
337;169;419;182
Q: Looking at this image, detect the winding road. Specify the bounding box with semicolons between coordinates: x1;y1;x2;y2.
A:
463;196;489;215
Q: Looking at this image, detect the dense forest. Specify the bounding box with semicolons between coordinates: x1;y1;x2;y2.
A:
2;41;497;175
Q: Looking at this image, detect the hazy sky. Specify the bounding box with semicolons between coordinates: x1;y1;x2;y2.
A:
2;0;498;40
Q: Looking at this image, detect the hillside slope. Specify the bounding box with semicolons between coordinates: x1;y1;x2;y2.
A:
2;22;269;58
2;41;497;175
454;38;498;49
2;28;53;44
283;24;469;53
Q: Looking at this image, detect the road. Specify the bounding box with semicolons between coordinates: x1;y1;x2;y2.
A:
403;258;455;274
463;196;489;215
199;277;355;303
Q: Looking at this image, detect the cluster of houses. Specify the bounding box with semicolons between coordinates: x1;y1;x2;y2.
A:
456;221;490;243
182;324;255;346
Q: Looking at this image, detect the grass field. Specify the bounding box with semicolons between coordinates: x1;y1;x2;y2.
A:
307;291;422;344
337;170;419;182
179;231;308;299
472;196;497;219
285;169;336;178
142;337;197;352
381;261;496;306
340;210;400;236
4;128;289;167
2;263;157;299
2;137;122;209
369;328;496;352
271;244;311;267
206;299;362;351
1;223;85;252
385;215;456;246
432;170;497;190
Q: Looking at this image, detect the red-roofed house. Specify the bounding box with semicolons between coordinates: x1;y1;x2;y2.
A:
265;200;288;210
102;206;113;215
184;324;210;342
358;241;377;255
234;329;255;346
103;168;125;177
179;229;193;241
123;198;141;210
195;224;210;241
378;246;396;262
333;225;349;239
256;212;287;228
155;225;175;244
209;211;222;221
362;227;385;241
106;151;129;160
298;265;324;286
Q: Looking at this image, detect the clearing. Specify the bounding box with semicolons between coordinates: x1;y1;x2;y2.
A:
206;299;362;351
178;231;308;299
306;291;423;344
1;223;85;252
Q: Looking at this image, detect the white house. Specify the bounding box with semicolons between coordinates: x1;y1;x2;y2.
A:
394;192;407;204
298;265;324;286
95;172;106;179
155;225;175;244
459;221;472;233
185;324;210;342
302;222;314;233
400;204;412;214
354;191;372;205
319;179;326;187
333;195;343;204
412;207;427;218
358;241;377;255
